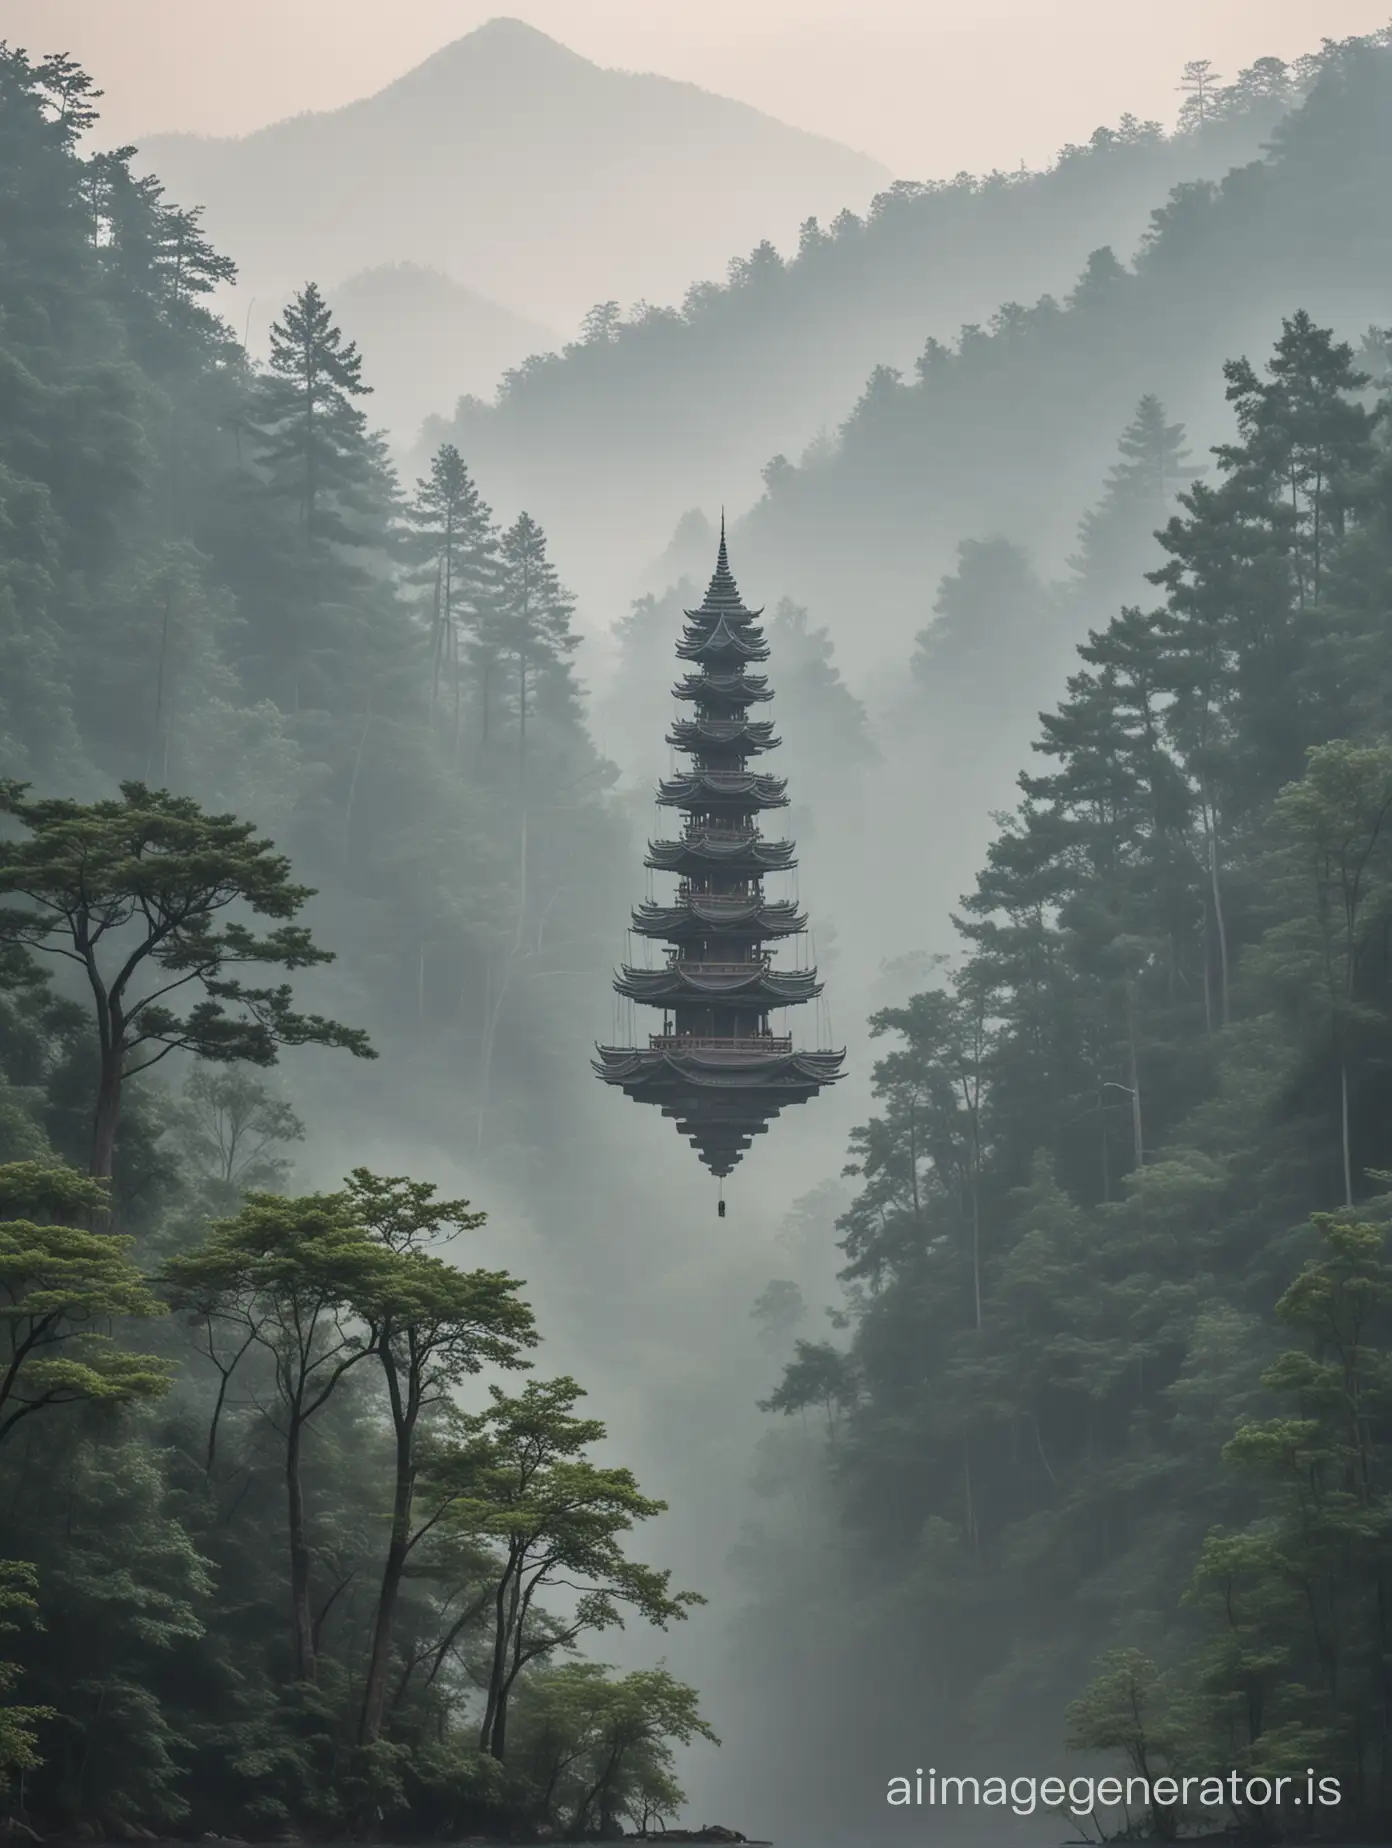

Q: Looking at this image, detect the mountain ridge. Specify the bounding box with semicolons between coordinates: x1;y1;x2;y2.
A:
330;262;556;443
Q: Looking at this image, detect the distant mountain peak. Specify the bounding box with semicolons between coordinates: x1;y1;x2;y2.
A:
401;16;589;81
138;25;889;328
470;16;573;46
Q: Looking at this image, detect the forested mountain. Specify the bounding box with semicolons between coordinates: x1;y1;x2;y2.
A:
743;309;1392;1836
138;17;889;333
739;32;1392;670
0;46;719;1839
432;46;1340;625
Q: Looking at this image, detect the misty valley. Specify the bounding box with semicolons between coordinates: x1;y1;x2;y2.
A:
5;13;1392;1848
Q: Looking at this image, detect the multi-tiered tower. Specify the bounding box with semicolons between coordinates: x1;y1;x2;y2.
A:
594;527;844;1181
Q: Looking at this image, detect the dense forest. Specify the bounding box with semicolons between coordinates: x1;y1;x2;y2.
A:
433;31;1392;674
10;12;1392;1847
738;31;1392;658
747;306;1392;1833
434;53;1286;553
0;46;715;1842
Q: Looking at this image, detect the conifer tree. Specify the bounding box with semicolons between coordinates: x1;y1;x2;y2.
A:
247;283;395;709
404;444;501;745
1069;396;1200;609
496;512;580;782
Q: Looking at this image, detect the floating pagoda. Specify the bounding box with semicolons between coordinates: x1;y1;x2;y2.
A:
594;524;844;1182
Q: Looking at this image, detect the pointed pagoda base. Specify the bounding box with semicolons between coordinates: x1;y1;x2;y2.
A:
593;1042;845;1178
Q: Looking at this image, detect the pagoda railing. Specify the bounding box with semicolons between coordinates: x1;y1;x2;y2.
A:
681;820;756;841
676;881;765;901
662;956;772;974
688;770;782;788
648;1034;794;1055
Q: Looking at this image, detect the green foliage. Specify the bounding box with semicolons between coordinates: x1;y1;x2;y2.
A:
0;1160;170;1441
0;781;374;1175
0;43;683;1844
759;305;1392;1832
0;1561;53;1786
757;1341;857;1438
509;1661;717;1837
426;1376;704;1759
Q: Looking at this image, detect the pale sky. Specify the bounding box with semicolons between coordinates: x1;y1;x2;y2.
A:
10;0;1390;177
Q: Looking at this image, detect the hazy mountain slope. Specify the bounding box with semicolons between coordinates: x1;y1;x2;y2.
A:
433;69;1302;621
137;17;889;330
732;34;1392;672
332;263;554;444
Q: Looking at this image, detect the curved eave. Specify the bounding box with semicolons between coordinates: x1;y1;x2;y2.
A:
676;637;771;665
656;774;788;809
674;674;772;704
615;966;821;1005
593;1046;846;1089
630;901;807;939
683;602;765;624
666;722;781;754
645;838;797;873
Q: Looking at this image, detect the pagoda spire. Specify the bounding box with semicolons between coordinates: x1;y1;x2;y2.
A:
594;527;844;1182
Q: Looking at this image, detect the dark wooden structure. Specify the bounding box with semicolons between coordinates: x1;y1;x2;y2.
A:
594;527;844;1178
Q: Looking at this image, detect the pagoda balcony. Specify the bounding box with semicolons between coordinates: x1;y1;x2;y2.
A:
682;818;754;839
677;880;760;899
663;954;772;973
647;1034;794;1056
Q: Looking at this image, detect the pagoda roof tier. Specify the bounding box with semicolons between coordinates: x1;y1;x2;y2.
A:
675;617;770;664
656;771;788;810
629;897;806;940
673;672;771;706
645;834;796;875
680;609;765;644
666;718;780;755
615;964;821;1007
683;528;765;627
683;603;764;627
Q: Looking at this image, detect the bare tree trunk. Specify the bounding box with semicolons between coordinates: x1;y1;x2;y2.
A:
1208;816;1231;1027
359;1413;414;1742
476;810;527;1154
286;1418;316;1682
90;1052;122;1182
480;1563;516;1757
429;562;444;713
343;694;373;864
148;581;175;781
969;1178;983;1332
1341;1058;1354;1208
1127;992;1145;1170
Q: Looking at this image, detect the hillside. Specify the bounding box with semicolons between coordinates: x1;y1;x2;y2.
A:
732;31;1392;671
432;53;1310;623
332;263;555;443
137;17;890;332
